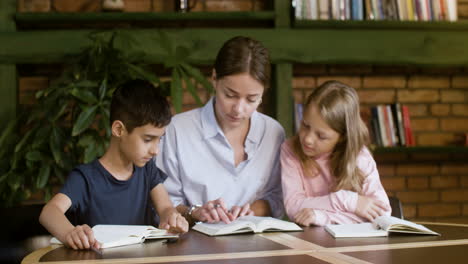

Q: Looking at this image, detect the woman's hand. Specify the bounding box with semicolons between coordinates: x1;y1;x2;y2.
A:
228;203;254;221
64;224;101;250
356;195;388;222
159;208;189;233
294;208;316;226
192;198;231;224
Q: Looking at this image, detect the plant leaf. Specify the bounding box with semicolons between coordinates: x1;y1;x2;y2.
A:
26;151;42;161
36;165;51;189
0;172;10;184
180;63;214;94
174;46;190;63
52;102;70;122
181;71;203;106
72;105;98;136
32;126;50;149
83;143;99;163
14;130;34;153
99;78;108;101
70;88;99;104
75;80;98;88
7;172;21;192
170;67;183;113
127;63;160;84
0;120;17;147
50;127;64;166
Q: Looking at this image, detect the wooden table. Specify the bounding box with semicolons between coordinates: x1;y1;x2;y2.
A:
22;222;468;264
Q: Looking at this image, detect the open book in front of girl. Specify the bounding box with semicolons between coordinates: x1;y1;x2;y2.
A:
193;216;303;236
325;216;440;238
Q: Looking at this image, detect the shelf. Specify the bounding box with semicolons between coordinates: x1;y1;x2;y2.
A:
294;19;468;31
15;11;276;23
3;27;468;66
373;146;468;154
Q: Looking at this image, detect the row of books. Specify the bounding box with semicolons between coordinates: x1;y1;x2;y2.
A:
293;0;458;21
370;103;415;147
293;102;414;147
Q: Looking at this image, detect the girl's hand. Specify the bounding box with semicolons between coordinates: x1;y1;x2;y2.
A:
294;208;316;226
228;203;254;221
159;209;188;233
64;224;101;250
356;195;388;222
192;198;231;224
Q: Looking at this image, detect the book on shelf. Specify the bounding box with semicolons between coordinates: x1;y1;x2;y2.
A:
294;103;303;133
370;103;413;147
370;107;382;147
402;105;415;146
50;225;178;249
377;105;389;146
325;215;440;238
293;0;457;21
391;103;406;146
192;216;302;236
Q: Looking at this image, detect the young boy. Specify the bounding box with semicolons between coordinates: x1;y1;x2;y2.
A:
39;79;188;250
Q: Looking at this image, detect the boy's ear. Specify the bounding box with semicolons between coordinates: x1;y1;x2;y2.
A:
111;120;126;137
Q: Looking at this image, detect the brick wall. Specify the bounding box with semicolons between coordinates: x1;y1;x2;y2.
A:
16;0;468;223
293;66;468;146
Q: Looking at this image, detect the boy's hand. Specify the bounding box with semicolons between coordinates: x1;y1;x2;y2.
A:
356;195;388;222
64;224;101;250
192;198;231;224
294;208;316;226
228;203;254;221
160;209;188;233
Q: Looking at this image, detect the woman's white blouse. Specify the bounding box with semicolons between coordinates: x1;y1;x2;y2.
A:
156;97;285;217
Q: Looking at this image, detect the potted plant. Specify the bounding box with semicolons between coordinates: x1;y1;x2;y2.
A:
0;31;212;207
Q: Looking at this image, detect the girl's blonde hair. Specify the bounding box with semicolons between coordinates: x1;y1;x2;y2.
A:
292;80;370;193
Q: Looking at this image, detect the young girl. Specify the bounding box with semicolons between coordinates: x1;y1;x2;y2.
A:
281;80;391;226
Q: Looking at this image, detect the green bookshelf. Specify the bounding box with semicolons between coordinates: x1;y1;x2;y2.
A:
294;19;468;30
2;0;468;141
373;146;468;154
15;11;276;23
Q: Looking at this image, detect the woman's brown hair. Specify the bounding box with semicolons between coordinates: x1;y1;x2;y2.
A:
214;36;270;88
292;80;370;193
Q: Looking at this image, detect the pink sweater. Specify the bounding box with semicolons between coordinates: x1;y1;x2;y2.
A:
280;141;391;226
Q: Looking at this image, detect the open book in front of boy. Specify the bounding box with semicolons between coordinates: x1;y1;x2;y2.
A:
50;225;178;249
192;215;303;236
325;215;440;238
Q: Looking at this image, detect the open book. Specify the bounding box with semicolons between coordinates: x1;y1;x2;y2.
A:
325;216;440;238
50;225;178;249
192;216;302;236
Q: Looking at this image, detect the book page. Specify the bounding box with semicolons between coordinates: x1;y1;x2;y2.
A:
237;216;302;233
325;223;388;238
92;225;151;248
50;225;153;248
373;216;440;235
192;220;255;236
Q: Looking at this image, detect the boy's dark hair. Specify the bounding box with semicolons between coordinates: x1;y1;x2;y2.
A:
110;79;171;133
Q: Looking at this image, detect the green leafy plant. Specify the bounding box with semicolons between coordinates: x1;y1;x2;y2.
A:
0;31;212;207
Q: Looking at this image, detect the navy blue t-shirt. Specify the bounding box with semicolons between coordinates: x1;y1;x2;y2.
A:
60;159;167;227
